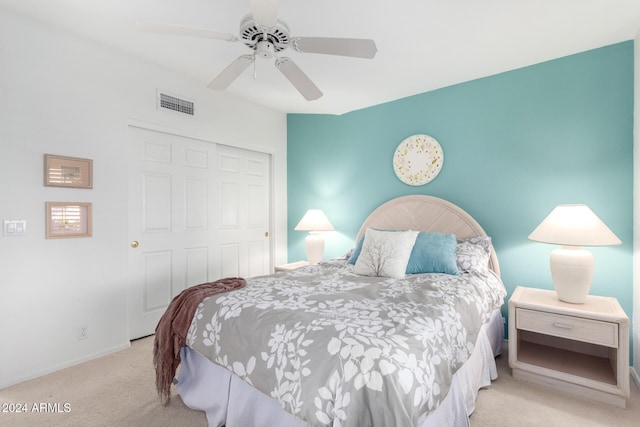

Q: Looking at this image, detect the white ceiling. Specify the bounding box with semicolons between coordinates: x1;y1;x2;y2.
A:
3;0;640;115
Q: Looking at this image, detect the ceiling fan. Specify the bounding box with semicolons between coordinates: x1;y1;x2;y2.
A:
137;0;377;101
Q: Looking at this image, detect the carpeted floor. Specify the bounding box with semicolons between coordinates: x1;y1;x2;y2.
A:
471;346;640;426
0;337;637;426
0;337;207;427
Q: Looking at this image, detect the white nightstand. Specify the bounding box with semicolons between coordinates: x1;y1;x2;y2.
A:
508;286;629;408
274;261;309;272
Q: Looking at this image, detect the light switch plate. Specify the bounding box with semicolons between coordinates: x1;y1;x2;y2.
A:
3;220;27;236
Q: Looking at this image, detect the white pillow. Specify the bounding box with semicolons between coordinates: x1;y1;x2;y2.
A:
353;228;419;279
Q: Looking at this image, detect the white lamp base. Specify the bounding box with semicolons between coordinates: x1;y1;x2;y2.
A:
549;246;594;304
305;232;325;265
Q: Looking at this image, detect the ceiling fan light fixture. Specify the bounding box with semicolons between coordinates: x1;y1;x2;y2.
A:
255;40;276;58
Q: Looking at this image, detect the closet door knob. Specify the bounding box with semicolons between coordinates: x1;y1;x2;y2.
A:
130;241;139;248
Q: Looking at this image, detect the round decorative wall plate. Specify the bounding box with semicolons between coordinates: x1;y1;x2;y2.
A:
393;134;443;186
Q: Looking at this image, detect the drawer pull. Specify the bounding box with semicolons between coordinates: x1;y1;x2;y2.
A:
553;322;574;330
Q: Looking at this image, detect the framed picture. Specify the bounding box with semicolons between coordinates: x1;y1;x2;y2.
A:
44;154;93;189
45;202;92;239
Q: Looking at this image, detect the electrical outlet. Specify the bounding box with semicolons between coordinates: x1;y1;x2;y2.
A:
77;325;89;340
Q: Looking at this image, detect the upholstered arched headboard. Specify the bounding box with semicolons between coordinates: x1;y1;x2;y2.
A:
355;195;500;277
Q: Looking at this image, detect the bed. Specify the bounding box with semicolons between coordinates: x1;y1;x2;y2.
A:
171;195;507;427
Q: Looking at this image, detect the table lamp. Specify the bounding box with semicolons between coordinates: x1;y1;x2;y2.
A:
528;204;621;304
294;209;334;265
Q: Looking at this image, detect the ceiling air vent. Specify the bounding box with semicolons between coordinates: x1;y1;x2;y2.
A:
158;92;195;116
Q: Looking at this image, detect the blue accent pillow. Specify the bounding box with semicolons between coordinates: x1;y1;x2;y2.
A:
347;237;364;265
406;232;459;275
349;231;460;275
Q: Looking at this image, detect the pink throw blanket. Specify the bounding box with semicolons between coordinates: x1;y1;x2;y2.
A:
153;277;246;405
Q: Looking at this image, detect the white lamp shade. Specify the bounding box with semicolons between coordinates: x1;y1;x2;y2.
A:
528;204;621;247
294;209;335;232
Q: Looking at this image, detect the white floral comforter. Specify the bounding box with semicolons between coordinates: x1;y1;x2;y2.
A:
185;259;506;427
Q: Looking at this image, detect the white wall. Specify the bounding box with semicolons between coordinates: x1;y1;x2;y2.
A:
0;7;287;388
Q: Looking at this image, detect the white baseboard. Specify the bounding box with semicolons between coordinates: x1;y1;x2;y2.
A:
0;342;130;390
631;366;640;390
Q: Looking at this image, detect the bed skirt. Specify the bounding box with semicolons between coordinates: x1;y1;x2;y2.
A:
177;309;504;427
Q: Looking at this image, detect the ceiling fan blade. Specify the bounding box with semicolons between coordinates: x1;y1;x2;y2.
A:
136;20;237;42
275;57;323;101
291;37;377;59
208;55;255;90
249;0;279;27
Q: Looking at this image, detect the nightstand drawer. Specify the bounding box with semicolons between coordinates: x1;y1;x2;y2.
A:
516;308;618;348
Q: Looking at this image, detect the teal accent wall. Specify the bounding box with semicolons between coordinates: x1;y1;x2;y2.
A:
287;42;634;349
